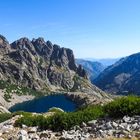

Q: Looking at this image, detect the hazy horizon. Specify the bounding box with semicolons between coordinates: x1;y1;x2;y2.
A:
1;0;140;58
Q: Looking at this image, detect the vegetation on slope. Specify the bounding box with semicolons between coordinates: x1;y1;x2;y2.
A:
14;96;140;131
0;113;13;123
0;80;47;102
104;96;140;118
15;105;104;131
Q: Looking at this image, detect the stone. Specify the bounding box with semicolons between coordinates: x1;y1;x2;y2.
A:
81;122;87;128
127;134;132;139
120;123;127;128
131;123;138;130
87;120;97;126
29;133;39;140
107;130;114;136
55;132;62;137
22;124;27;129
126;125;131;132
99;130;106;137
121;130;129;135
48;107;64;112
67;130;75;135
73;125;82;131
18;135;27;140
106;122;113;129
123;116;131;123
18;130;28;136
17;129;28;140
0;132;2;137
28;127;37;133
40;132;49;139
112;121;118;128
1;125;14;133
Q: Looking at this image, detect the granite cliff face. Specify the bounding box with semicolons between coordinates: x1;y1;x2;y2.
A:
0;35;107;96
94;52;140;95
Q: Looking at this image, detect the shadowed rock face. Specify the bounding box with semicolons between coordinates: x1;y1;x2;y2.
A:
94;53;140;95
0;35;90;92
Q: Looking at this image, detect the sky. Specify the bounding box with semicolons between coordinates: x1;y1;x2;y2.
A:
0;0;140;58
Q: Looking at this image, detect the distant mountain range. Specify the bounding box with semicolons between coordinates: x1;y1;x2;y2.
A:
84;58;120;66
76;59;105;81
94;53;140;95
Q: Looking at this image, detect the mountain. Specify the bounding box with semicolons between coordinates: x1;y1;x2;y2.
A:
0;35;109;100
85;58;120;66
94;52;140;95
76;59;105;81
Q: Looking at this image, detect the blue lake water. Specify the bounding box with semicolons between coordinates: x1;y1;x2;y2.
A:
9;94;77;113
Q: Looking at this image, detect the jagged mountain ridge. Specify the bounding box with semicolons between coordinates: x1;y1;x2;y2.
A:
76;59;105;81
94;52;140;95
0;35;109;99
0;35;87;91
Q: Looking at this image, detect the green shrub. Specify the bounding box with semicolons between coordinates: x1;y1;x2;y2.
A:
15;105;104;131
0;113;13;123
15;115;48;129
12;111;32;117
4;93;12;102
104;96;140;118
0;80;7;89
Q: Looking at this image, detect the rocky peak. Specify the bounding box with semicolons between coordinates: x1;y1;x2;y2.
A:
41;41;53;59
0;35;11;55
32;37;47;54
0;35;9;44
11;37;36;55
46;40;53;48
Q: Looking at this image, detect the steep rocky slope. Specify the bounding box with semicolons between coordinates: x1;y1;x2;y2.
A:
0;35;109;103
76;59;105;81
94;52;140;95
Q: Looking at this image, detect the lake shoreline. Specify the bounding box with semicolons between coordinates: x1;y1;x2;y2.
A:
9;94;77;113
